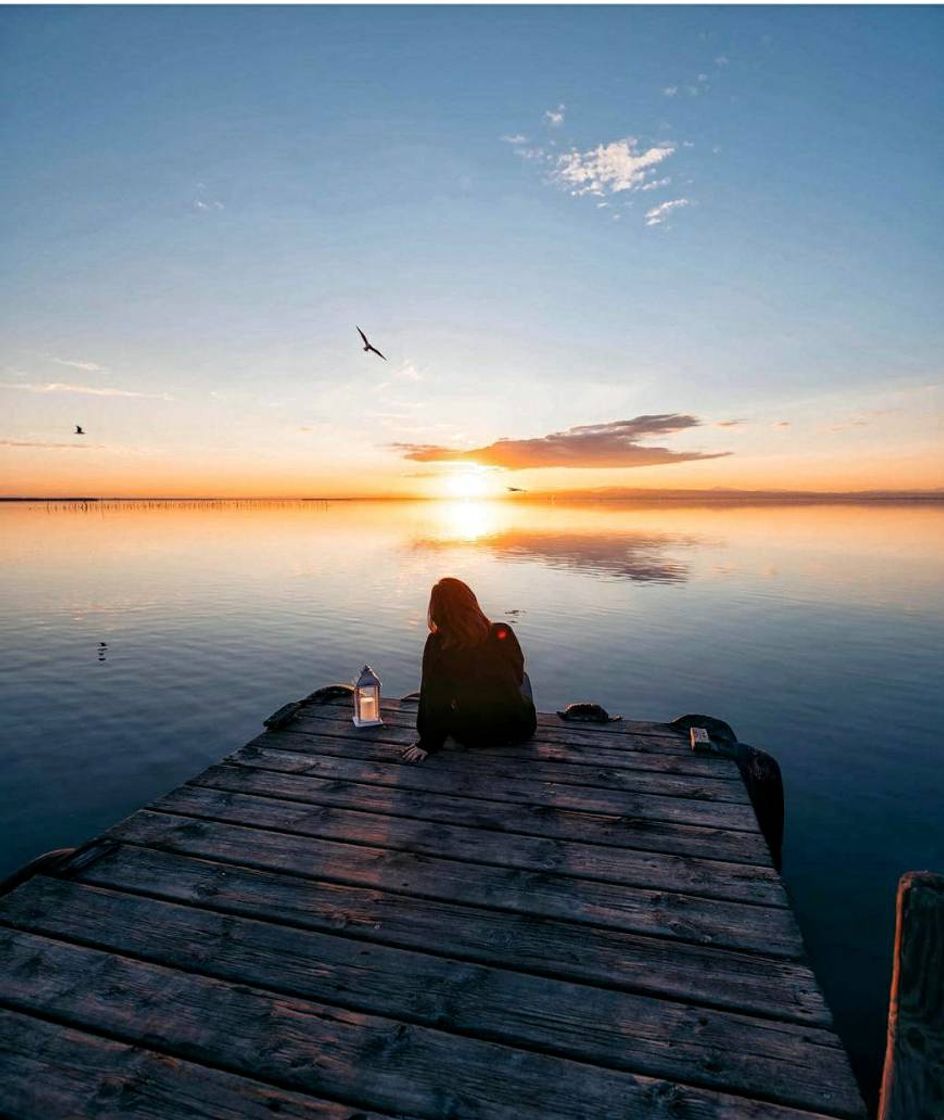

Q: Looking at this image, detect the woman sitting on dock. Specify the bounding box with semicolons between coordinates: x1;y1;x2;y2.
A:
400;577;537;763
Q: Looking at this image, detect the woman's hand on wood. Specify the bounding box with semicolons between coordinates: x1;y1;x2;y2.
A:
399;743;428;764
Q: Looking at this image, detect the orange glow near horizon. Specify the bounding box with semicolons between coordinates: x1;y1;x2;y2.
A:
1;434;942;500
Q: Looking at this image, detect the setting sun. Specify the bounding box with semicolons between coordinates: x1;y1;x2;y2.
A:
441;468;492;500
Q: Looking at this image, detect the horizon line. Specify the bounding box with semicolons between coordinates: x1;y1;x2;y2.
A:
2;486;943;505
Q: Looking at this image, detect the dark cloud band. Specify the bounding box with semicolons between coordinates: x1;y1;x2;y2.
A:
393;414;730;470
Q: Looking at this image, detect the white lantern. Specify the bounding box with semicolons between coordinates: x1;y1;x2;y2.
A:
353;664;383;727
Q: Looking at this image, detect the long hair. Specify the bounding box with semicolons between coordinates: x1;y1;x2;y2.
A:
428;578;491;649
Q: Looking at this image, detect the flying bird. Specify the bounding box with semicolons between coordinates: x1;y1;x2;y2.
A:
507;486;527;493
75;425;85;435
356;326;387;361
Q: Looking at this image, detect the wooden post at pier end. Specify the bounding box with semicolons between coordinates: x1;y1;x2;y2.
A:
878;870;944;1120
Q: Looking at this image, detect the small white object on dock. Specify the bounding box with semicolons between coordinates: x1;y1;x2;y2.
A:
690;726;711;751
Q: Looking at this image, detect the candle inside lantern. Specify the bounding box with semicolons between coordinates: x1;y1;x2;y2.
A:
352;664;383;727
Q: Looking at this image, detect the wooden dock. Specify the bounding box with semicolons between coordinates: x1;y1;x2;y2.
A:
0;695;866;1119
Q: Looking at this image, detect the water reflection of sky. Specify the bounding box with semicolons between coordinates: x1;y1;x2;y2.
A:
415;518;697;582
1;497;943;1106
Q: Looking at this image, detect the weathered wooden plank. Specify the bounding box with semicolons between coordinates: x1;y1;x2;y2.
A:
878;871;944;1120
0;1007;391;1120
106;811;805;956
154;783;786;908
290;708;739;778
0;876;864;1117
229;743;761;832
256;727;751;805
73;844;831;1025
0;929;860;1120
308;698;691;746
296;703;703;758
193;761;774;867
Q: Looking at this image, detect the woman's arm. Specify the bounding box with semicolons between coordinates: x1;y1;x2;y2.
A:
494;623;525;685
412;633;449;756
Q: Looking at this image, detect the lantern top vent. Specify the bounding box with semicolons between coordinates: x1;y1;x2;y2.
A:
355;665;381;689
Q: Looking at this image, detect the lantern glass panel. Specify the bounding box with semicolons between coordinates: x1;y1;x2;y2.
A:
358;687;378;723
353;665;382;727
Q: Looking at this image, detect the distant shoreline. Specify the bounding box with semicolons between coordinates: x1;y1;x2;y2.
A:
2;490;943;505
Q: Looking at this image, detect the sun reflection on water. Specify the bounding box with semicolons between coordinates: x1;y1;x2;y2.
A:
430;499;509;542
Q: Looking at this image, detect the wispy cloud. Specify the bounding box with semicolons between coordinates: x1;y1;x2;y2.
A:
513;145;546;162
645;198;691;227
773;421;792;429
555;138;675;197
501;134;528;144
715;55;730;67
394;362;423;383
51;358;106;372
0;381;174;400
544;104;566;127
716;418;747;428
193;182;224;212
827;418;871;433
663;86;679;97
640;176;671;192
393;414;729;471
0;439;98;450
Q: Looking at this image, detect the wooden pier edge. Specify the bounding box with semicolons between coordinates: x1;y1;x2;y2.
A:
0;691;868;1119
878;870;944;1120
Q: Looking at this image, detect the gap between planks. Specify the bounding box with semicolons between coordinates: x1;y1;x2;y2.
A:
293;704;731;768
65;842;835;1027
103;810;807;959
0;923;864;1120
149;782;787;908
190;760;774;869
0;876;864;1118
250;726;752;805
0;1006;395;1120
229;741;761;833
288;708;742;779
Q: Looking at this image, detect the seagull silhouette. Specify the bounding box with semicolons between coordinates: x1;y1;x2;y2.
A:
75;425;85;435
356;326;387;361
506;486;526;493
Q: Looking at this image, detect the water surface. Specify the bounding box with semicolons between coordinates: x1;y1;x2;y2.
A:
2;497;942;1105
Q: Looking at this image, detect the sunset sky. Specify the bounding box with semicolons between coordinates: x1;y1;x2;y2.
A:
1;5;941;498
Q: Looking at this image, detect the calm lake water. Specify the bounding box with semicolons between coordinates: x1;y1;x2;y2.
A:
2;497;942;1104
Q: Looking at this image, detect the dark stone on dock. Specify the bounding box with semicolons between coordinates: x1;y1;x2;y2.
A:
301;684;354;705
670;713;738;745
556;702;621;723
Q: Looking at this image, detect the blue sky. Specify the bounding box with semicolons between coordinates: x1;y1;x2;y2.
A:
1;5;941;496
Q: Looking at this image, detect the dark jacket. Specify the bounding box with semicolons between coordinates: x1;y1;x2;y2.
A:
416;622;537;753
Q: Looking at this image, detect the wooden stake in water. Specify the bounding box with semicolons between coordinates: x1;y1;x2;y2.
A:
878;870;944;1120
